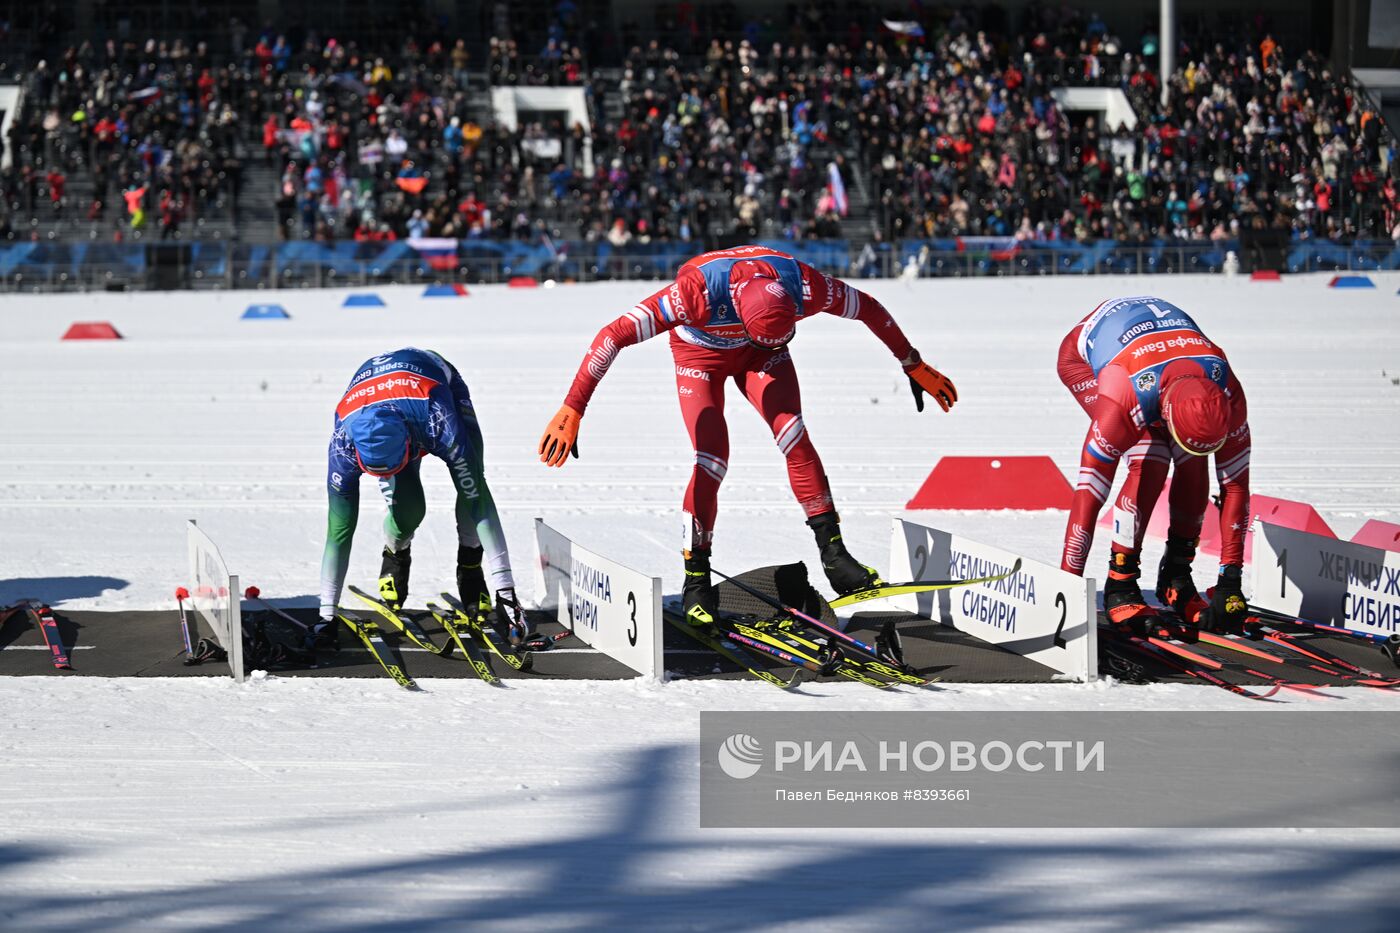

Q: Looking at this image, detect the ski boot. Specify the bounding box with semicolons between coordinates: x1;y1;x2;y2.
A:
456;544;490;621
682;549;719;628
1103;549;1164;639
1155;535;1208;623
807;512;881;595
1382;635;1400;669
304;617;341;666
378;545;411;609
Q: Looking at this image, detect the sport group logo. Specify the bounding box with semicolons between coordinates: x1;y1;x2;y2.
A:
717;733;764;779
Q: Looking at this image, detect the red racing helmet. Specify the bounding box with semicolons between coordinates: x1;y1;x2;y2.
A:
736;276;798;349
1162;376;1230;456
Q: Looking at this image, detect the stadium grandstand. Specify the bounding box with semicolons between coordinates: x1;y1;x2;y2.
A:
0;0;1396;288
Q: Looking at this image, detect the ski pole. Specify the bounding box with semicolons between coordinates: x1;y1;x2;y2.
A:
243;585;311;631
710;567;886;661
174;586;194;656
829;558;1023;607
1248;606;1400;646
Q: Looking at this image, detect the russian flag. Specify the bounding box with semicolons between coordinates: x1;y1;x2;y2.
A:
128;87;163;105
827;162;848;216
956;236;1019;261
882;20;925;38
409;237;459;272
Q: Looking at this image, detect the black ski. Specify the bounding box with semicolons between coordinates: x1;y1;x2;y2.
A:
711;566;902;668
23;602;71;670
721;613;935;687
663;608;807;689
1146;604;1399;689
337;612;418;690
1244;618;1400;687
437;592;568;672
349;585;450;657
1098;623;1280;700
724;620;897;688
425;601;503;686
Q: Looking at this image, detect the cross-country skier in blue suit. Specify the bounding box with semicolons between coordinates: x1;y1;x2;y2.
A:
316;347;524;650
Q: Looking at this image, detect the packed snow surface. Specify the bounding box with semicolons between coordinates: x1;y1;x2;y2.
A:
2;274;1399;928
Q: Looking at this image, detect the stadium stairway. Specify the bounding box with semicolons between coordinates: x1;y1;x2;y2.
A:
237;161;284;242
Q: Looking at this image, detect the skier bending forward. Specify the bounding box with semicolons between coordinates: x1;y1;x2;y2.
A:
317;347;526;649
1057;296;1252;634
537;245;958;625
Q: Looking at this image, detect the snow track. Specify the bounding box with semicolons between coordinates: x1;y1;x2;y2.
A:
2;274;1399;927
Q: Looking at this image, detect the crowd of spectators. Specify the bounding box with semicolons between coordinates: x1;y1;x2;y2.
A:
858;6;1395;244
2;4;1395;252
2;39;247;242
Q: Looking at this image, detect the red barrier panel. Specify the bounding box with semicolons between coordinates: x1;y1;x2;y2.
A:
1250;270;1281;281
906;456;1072;510
508;276;538;288
61;321;122;340
1095;487;1335;561
1248;495;1335;538
1350;520;1400;553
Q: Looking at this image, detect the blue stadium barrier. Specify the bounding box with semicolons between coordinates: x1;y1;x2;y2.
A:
343;293;386;307
898;238;1235;276
3;237;1397;288
756;239;850;269
1329;275;1375;288
457;240;574;276
423;284;469;297
588;240;852;278
1288;242;1400;272
189;241;228;279
0;242;148;278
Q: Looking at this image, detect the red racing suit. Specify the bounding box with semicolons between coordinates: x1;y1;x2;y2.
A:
562;246;915;549
1056;298;1251;575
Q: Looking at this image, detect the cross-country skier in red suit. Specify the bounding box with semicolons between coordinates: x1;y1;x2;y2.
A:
1057;296;1252;634
537;245;958;625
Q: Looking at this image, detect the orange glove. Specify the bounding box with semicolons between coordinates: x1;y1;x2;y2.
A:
902;350;958;413
539;404;582;466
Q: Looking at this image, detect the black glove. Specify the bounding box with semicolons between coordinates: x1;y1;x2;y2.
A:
494;587;528;645
1199;565;1248;635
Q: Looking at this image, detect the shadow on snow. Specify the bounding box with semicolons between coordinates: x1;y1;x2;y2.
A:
0;744;1396;931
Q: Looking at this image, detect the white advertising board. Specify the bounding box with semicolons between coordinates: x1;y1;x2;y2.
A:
1251;519;1400;639
534;518;663;679
186;519;245;682
889;518;1097;681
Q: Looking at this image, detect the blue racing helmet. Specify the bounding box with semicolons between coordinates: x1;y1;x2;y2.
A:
349;408;412;476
